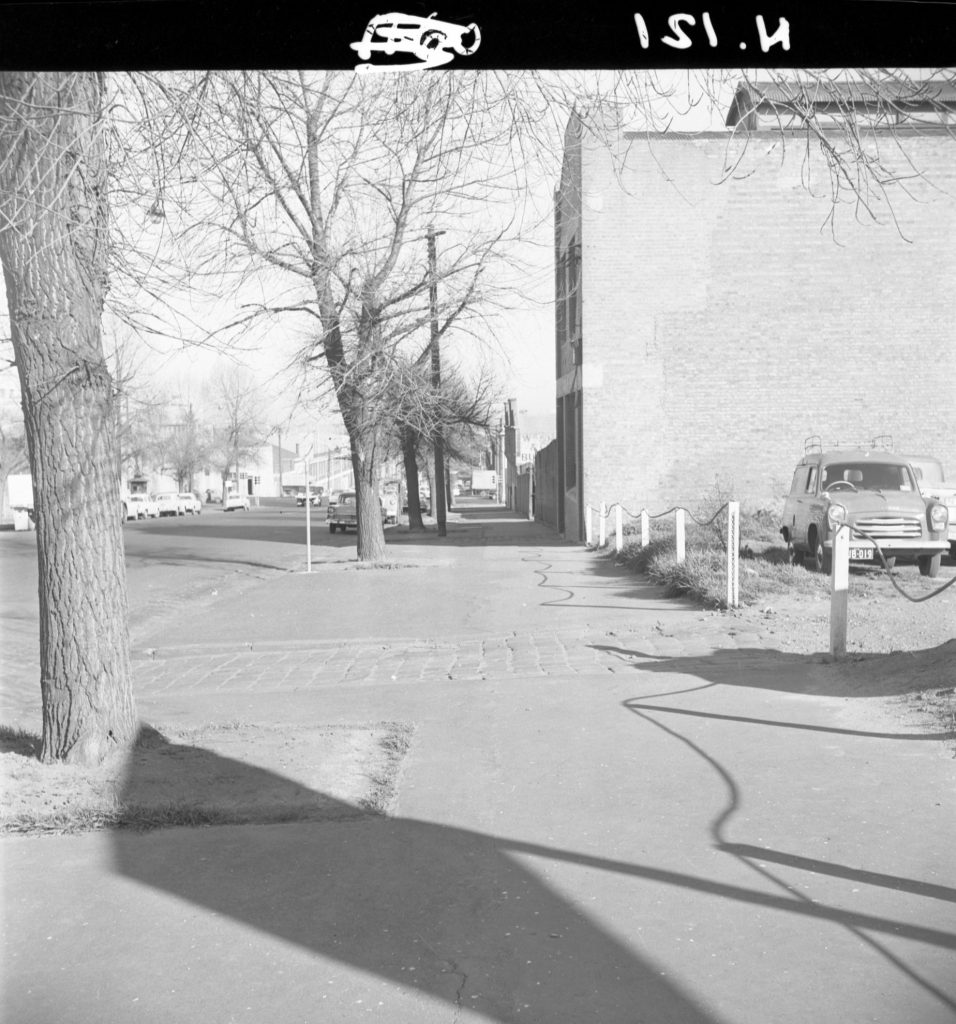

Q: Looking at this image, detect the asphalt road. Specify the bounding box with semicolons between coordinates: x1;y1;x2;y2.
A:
0;501;374;669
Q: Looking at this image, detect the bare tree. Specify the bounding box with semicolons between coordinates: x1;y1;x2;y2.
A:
204;363;269;502
155;403;208;490
138;71;521;560
0;72;136;765
388;356;497;530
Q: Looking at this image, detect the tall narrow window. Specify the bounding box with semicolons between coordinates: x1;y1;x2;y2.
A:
566;239;581;342
564;392;577;490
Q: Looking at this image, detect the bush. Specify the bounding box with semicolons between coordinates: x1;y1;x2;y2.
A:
615;505;825;608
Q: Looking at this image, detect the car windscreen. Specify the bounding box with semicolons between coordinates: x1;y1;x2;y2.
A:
821;462;915;492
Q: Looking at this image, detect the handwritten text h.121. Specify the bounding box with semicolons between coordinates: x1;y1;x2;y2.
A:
633;12;790;52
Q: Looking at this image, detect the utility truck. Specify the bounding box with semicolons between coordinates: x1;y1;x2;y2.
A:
470;469;497;497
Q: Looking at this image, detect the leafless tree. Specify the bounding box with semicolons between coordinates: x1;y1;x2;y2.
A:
0;72;136;765
136;71;527;560
203;362;269;502
388;356;497;529
154;403;208;490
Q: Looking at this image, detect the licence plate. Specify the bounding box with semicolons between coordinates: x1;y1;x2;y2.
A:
849;546;874;560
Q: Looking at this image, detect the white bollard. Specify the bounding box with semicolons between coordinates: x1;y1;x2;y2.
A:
615;505;623;553
675;508;686;563
599;502;607;548
641;509;649;547
585;505;593;546
830;524;849;656
726;501;740;608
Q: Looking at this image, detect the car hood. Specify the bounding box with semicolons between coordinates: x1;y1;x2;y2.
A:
824;490;927;516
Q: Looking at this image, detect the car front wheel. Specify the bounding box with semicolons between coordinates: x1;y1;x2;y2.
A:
808;533;831;575
918;553;942;578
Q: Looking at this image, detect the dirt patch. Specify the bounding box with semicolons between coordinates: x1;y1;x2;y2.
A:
0;720;413;835
726;565;956;744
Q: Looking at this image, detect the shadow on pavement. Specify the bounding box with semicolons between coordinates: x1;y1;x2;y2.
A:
592;640;956;703
111;727;956;1020
112;725;719;1023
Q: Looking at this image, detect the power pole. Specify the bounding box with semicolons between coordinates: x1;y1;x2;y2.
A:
428;224;447;537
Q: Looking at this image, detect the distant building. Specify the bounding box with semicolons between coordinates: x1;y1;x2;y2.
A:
541;79;956;540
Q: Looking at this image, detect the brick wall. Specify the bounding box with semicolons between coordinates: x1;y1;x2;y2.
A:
571;128;956;526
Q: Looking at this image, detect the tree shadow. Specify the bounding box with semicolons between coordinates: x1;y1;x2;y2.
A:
111;725;720;1023
591;640;956;703
110;725;956;1021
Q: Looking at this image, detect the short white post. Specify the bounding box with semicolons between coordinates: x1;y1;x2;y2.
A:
304;460;313;574
640;509;649;547
675;508;686;563
598;501;607;547
615;505;623;553
830;524;849;656
585;505;593;546
726;501;740;608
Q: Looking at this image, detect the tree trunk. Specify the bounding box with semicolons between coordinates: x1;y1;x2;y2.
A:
0;72;137;764
350;445;386;562
401;428;425;531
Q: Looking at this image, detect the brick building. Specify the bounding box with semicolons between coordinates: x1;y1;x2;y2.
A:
545;81;956;541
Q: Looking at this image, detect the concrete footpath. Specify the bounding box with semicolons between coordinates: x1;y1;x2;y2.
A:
2;509;955;1024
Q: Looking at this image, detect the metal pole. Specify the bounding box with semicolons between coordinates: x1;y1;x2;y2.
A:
675;508;686;563
277;427;283;495
305;459;313;572
428;225;447;537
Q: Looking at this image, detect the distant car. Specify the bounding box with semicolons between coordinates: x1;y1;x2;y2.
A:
124;494;157;520
296;493;321;507
154;492;185;517
781;444;950;577
178;492;202;515
381;489;399;524
224;493;250;511
902;454;956;557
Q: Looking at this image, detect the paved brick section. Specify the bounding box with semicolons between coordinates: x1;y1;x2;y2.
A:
0;508;769;721
124;624;770;701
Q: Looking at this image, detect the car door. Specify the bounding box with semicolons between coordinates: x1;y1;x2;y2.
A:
791;463;818;548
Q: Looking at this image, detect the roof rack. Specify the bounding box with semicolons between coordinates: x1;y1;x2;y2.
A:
804;434;894;454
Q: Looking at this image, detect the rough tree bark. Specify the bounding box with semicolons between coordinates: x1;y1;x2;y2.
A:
400;426;425;531
0;71;137;764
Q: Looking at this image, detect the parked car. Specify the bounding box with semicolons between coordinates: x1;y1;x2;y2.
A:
902;454;956;557
326;491;387;533
296;492;321;507
224;493;250;511
381;489;399;524
124;494;158;520
178;492;202;514
154;492;185;517
780;443;950;577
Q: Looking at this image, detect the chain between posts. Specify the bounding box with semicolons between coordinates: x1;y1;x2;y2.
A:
585;500;739;609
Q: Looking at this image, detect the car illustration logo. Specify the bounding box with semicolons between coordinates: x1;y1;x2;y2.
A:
351;11;481;72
